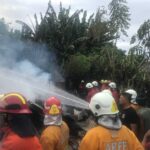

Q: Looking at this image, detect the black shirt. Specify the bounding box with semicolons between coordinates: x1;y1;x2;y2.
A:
120;107;140;129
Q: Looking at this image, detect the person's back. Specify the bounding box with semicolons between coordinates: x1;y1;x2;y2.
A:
0;93;42;150
79;125;143;150
40;96;69;150
79;92;143;150
138;107;150;134
120;106;140;130
1;128;42;150
40;121;69;150
119;92;140;137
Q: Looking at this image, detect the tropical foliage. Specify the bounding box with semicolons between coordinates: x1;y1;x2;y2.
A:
1;0;150;97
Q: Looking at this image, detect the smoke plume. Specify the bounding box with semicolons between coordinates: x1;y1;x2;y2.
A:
0;36;88;109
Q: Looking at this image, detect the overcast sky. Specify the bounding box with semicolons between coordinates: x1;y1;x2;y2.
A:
0;0;150;50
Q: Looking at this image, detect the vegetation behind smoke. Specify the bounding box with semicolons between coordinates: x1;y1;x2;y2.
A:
0;0;150;99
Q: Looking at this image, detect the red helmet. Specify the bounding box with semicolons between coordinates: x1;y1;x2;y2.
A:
0;93;32;114
44;97;62;115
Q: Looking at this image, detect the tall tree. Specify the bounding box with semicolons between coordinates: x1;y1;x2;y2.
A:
18;2;114;64
109;0;130;43
131;20;150;57
87;7;114;50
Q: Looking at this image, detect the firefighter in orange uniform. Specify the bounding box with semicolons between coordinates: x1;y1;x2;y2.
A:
40;96;69;150
79;92;144;150
0;93;42;150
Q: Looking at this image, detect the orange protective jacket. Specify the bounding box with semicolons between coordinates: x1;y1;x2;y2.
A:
40;121;69;150
79;125;144;150
0;128;42;150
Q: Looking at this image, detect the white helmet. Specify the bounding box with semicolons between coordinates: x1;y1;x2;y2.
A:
92;81;98;87
125;89;137;104
101;89;112;96
108;82;116;89
81;80;84;83
89;92;119;117
86;83;93;89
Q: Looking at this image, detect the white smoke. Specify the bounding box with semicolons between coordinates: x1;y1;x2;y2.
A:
0;36;51;99
0;36;88;109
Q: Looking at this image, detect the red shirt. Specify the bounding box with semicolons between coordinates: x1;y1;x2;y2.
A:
0;128;42;150
86;88;99;103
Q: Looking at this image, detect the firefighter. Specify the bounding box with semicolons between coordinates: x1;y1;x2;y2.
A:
126;89;138;110
40;96;69;150
92;81;100;92
108;82;120;104
79;92;144;150
0;92;42;150
119;92;141;140
99;80;110;91
85;83;98;103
